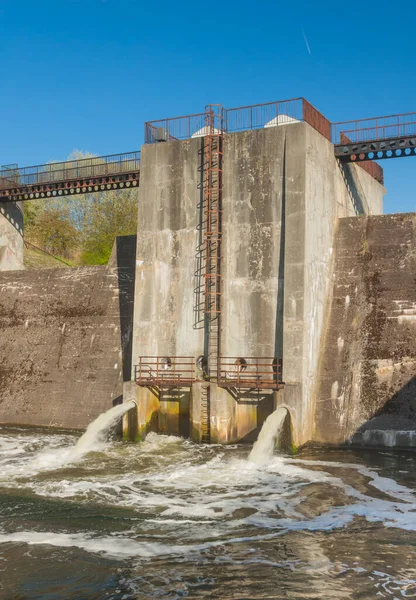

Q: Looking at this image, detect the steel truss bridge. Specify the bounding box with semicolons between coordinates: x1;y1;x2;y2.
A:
1;100;415;203
0;152;141;203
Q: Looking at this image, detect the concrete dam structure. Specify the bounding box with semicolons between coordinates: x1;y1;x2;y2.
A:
0;98;414;449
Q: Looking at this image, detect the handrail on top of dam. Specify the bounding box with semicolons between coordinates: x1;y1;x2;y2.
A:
144;98;332;143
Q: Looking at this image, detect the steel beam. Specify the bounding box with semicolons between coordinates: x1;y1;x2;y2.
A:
335;135;416;162
0;171;140;203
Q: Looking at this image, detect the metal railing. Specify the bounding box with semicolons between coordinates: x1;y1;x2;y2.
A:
218;357;283;390
144;113;209;143
226;98;331;141
0;151;140;190
332;112;416;144
134;357;198;387
144;98;332;144
225;98;304;132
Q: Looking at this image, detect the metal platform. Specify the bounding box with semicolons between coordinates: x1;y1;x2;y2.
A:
218;357;284;391
134;356;284;391
134;357;199;388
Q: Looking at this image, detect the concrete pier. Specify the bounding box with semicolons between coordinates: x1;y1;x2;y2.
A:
126;121;385;446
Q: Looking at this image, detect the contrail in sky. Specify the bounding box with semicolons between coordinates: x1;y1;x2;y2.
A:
301;27;311;55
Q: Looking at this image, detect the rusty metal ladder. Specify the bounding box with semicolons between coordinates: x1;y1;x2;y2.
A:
203;105;223;376
201;105;224;442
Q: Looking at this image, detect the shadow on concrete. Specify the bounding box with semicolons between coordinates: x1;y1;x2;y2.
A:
225;388;273;405
275;137;286;361
112;395;123;407
112;394;124;436
355;376;416;429
350;376;416;446
339;162;367;216
376;376;416;418
115;235;137;382
238;393;274;444
159;389;190;438
193;139;206;330
0;201;24;235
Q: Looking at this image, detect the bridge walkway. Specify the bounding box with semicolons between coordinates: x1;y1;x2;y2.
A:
0;151;140;203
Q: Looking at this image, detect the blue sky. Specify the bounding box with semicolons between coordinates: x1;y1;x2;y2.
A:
0;0;415;213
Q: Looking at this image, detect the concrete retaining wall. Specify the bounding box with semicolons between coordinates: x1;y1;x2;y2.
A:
314;214;416;444
0;235;136;429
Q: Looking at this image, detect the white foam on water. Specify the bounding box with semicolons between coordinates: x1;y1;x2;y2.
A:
0;401;136;481
1;421;416;564
0;531;193;560
281;456;416;503
248;407;287;464
5;432;415;531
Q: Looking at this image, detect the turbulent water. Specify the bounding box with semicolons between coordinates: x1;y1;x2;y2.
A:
0;425;415;599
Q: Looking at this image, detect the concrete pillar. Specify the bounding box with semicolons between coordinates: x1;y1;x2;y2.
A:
190;382;208;443
130;122;385;445
0;201;24;271
131;139;205;362
122;381;159;441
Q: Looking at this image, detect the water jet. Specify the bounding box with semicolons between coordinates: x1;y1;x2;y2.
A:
248;406;290;464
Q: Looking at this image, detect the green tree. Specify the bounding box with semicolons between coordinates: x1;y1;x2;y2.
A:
24;150;138;265
32;209;79;257
80;188;138;264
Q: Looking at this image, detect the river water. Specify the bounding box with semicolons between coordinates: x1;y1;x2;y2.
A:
0;425;415;599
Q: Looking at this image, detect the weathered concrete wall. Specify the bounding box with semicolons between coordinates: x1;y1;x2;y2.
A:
0;202;24;271
132;138;205;360
344;163;384;216
129;140;205;434
222;128;284;357
280;124;384;446
0;236;136;429
314;214;416;445
129;123;385;445
220;127;286;442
